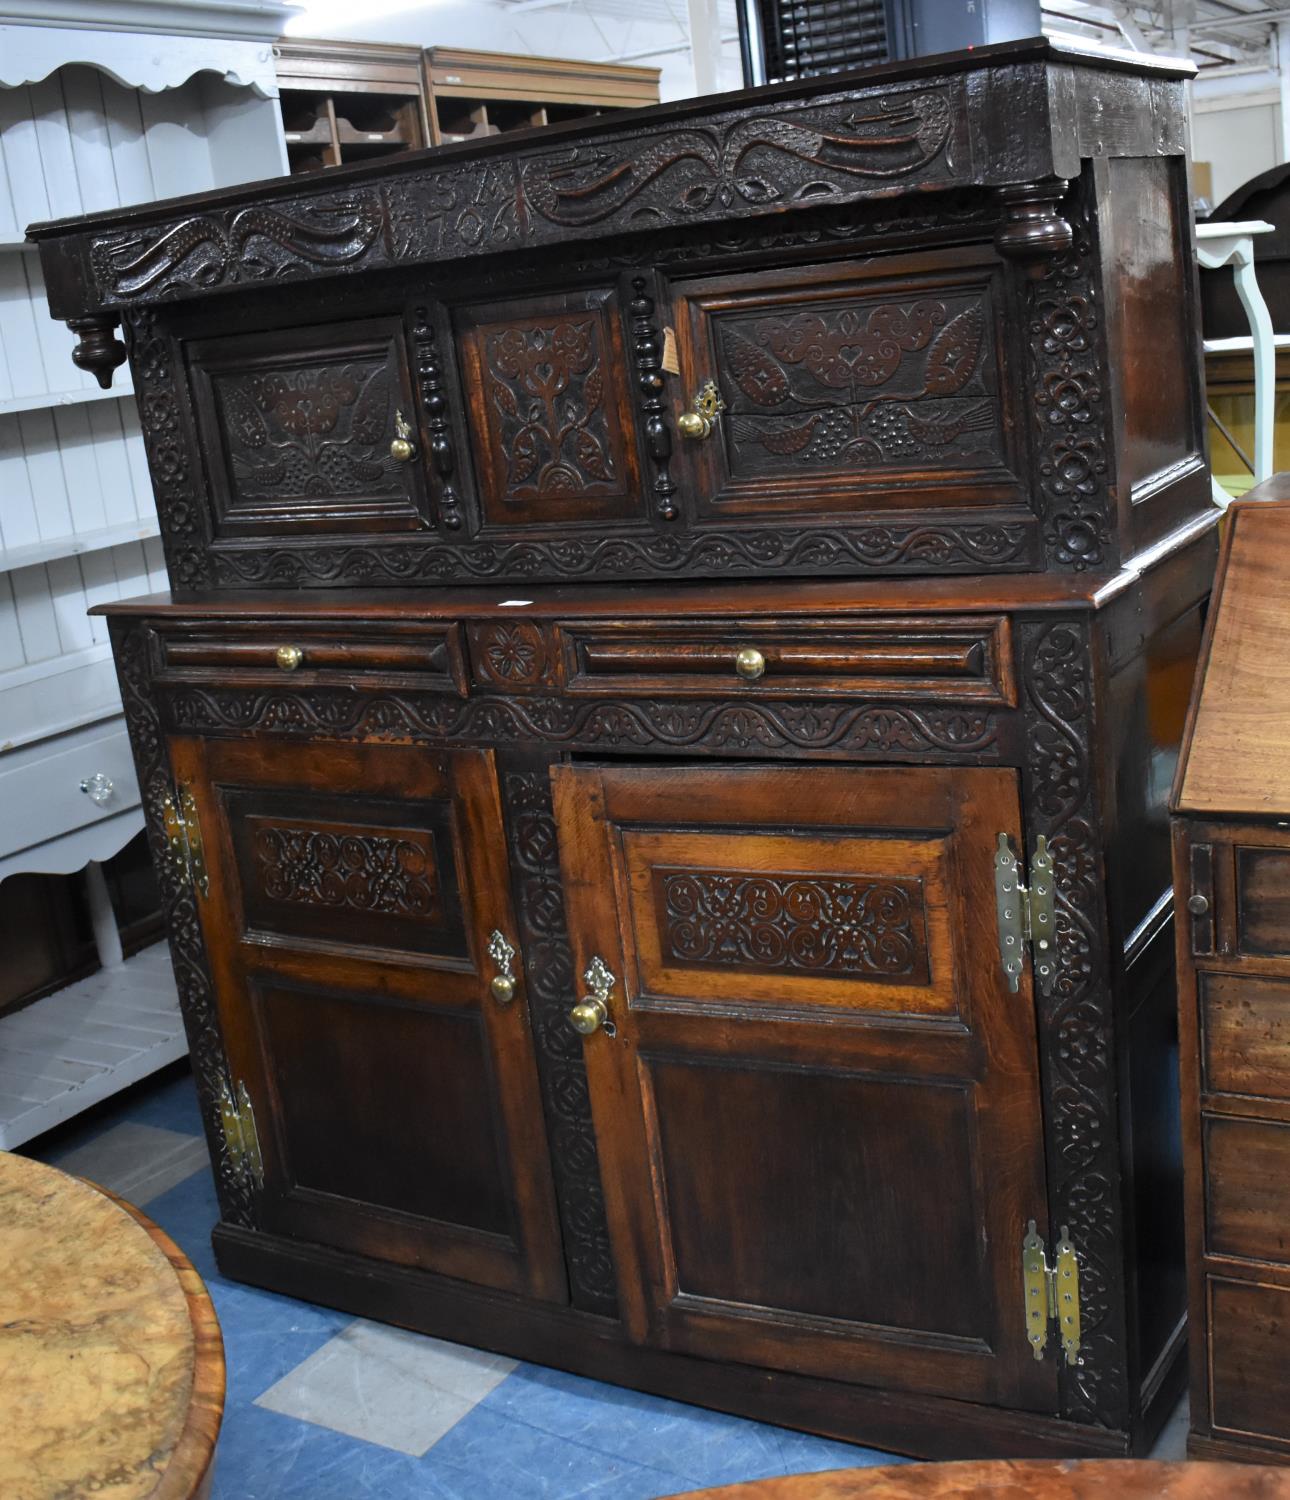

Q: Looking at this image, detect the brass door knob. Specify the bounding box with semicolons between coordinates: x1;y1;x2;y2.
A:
390;408;417;463
734;647;766;681
275;645;303;671
677;379;725;440
569;955;615;1036
487;929;517;1005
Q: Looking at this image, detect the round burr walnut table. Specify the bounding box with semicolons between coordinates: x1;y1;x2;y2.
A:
0;1149;224;1500
674;1460;1290;1499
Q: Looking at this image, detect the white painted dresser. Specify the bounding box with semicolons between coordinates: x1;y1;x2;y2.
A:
0;0;292;1146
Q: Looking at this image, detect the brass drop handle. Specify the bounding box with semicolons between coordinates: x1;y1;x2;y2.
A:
390;408;417;463
275;645;303;671
734;647;766;681
677;379;725;440
487;929;517;1005
569;955;615;1036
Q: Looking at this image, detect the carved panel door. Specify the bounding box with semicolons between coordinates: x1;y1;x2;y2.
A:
553;760;1057;1410
669;249;1026;521
170;735;566;1301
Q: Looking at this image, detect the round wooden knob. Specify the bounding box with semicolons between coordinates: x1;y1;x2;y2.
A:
490;975;515;1004
1187;893;1210;916
735;647;766;681
275;645;303;671
569;999;607;1036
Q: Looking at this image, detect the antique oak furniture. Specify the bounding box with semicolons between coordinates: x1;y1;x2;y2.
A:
1172;478;1290;1466
28;37;1216;1460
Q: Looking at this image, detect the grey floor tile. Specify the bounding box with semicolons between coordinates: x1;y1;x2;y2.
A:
255;1319;518;1458
54;1120;209;1206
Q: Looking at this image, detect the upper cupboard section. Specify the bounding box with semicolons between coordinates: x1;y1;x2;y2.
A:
141;176;1203;591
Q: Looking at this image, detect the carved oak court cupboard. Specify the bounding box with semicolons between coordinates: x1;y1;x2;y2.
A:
1172;480;1290;1465
28;37;1216;1460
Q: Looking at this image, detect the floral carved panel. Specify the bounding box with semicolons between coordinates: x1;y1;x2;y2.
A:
456;290;645;529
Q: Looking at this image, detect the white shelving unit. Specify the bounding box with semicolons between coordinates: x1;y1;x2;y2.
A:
0;0;292;1135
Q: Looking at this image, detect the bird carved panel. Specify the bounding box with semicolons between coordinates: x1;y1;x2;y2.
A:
674;252;1023;517
187;316;431;538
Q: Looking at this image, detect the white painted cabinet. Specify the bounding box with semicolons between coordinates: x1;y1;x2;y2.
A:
0;0;292;1146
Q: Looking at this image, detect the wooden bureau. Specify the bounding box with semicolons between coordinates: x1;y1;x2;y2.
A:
28;38;1217;1460
1173;480;1290;1465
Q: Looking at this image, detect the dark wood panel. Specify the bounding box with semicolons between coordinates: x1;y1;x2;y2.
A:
1202;972;1290;1101
187;316;429;538
1205;1117;1290;1264
255;978;512;1239
1238;847;1290;957
455;286;644;529
671;249;1024;518
1210;1278;1290;1442
648;1055;985;1337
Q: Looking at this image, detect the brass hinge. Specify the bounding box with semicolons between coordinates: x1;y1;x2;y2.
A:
219;1078;263;1190
1022;1219;1081;1365
994;833;1055;995
161;783;208;897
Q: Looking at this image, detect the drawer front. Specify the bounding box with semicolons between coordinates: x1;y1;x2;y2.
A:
154;623;466;694
0;723;141;859
555;616;1013;703
1210;1277;1290;1443
1206;1116;1290;1263
1201;972;1290;1101
1237;845;1290;958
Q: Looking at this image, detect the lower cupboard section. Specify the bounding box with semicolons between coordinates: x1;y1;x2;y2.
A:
210;1221;1150;1462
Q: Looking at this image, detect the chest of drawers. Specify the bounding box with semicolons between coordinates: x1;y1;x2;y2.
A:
1172;483;1290;1465
32;38;1215;1459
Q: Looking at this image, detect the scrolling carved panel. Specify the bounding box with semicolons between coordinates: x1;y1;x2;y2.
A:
456;289;644;529
251;821;439;918
658;868;928;982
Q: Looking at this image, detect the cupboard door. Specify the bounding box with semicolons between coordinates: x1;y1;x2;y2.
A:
553;761;1056;1410
170;736;566;1302
670;249;1024;520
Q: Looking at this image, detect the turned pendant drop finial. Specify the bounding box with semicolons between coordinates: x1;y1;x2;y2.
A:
995;180;1073;263
67;315;128;389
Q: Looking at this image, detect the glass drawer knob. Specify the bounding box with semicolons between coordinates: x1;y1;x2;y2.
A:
80;772;114;805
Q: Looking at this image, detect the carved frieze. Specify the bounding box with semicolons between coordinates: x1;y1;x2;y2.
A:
252;822;439;917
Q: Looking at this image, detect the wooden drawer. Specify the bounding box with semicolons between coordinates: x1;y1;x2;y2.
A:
154;623;466;694
556;616;1013;702
1201;972;1290;1101
0;722;140;861
1210;1277;1290;1444
1205;1116;1290;1263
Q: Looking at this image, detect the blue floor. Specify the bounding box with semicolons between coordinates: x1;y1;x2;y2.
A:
26;1062;905;1499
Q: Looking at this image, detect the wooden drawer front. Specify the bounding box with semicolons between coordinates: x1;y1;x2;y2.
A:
558;616;1012;702
1206;1117;1290;1263
454;286;644;531
155;624;465;693
1210;1277;1290;1443
188;316;429;539
0;723;140;859
1202;972;1290;1101
1238;845;1290;957
671;248;1023;518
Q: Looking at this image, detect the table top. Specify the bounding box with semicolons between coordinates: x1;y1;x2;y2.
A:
0;1149;224;1500
676;1460;1290;1498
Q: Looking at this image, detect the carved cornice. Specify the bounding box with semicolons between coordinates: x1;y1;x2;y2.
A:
1020;617;1126;1428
